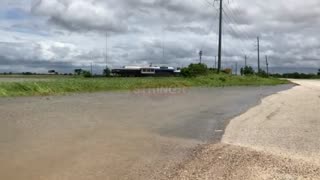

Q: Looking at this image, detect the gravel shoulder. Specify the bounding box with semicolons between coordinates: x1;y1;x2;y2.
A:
172;144;320;180
223;79;320;165
173;80;320;179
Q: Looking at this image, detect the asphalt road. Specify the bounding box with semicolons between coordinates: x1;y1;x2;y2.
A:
0;85;292;180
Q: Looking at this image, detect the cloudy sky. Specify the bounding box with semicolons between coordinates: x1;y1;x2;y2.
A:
0;0;319;73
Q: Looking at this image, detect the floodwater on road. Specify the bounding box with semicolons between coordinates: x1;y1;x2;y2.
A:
0;85;293;180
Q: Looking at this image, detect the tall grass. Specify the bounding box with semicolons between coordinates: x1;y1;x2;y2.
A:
0;74;289;97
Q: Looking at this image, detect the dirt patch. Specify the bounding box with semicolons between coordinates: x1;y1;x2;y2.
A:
170;143;320;180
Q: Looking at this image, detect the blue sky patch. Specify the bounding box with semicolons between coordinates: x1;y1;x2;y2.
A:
4;8;29;20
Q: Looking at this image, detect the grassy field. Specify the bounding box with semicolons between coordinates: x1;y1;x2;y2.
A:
0;74;290;97
0;74;73;79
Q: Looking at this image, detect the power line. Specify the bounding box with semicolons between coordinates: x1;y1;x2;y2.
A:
199;2;220;52
199;0;220;66
222;2;252;40
222;4;256;57
225;2;267;59
222;7;252;43
221;9;253;68
204;0;255;69
221;9;248;56
207;1;255;67
222;1;257;62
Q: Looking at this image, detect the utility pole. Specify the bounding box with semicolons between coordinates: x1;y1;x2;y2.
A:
266;55;269;75
90;62;93;76
162;28;165;61
257;36;260;73
235;62;238;75
105;31;108;69
245;55;247;67
217;0;223;72
199;50;203;64
215;56;217;69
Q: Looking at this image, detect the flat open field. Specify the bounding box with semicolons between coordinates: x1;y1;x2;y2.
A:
0;78;50;83
0;74;289;97
0;85;292;180
0;75;65;83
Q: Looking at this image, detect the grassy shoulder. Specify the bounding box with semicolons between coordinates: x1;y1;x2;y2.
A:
0;74;290;97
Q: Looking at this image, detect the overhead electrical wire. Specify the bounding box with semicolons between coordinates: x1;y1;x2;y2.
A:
222;8;251;56
222;2;252;40
202;0;260;67
221;1;259;63
197;0;220;64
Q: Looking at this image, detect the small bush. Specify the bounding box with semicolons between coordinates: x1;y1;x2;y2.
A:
219;77;226;82
257;70;269;78
181;63;208;77
181;68;193;77
82;71;92;78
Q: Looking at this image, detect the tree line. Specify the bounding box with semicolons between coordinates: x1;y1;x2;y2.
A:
1;67;319;79
271;69;320;79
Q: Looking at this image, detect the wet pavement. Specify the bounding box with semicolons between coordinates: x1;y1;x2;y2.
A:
0;85;293;180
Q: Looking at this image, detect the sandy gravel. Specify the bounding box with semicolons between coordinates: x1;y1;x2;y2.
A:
223;80;320;164
172;144;320;180
173;80;320;179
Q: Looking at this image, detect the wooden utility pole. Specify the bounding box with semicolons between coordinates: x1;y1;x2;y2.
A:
199;50;203;64
162;28;165;61
90;62;93;76
245;55;247;67
105;31;108;69
266;55;269;75
257;37;260;73
235;62;238;75
215;56;217;69
217;0;223;72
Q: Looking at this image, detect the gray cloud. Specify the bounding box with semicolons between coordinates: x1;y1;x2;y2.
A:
0;0;319;73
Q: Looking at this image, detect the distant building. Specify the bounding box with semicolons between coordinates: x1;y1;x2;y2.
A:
112;66;180;77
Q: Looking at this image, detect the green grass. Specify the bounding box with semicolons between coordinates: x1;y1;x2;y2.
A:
0;74;72;79
0;74;290;97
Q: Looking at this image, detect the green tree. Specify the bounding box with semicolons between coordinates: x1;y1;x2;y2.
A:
318;69;320;76
181;63;208;77
74;69;83;75
241;66;255;76
103;67;111;77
